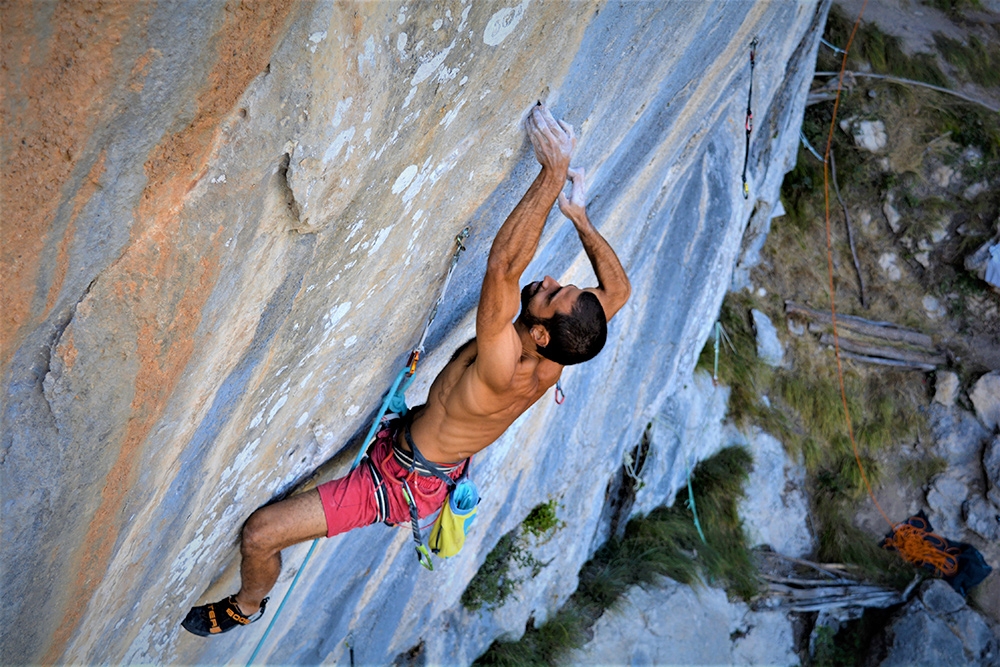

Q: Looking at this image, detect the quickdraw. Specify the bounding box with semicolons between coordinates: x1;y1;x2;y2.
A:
741;38;759;200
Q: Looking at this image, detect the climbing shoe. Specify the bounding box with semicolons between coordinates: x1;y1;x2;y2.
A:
181;595;268;636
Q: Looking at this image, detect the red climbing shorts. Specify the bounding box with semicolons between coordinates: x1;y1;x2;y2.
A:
316;424;465;538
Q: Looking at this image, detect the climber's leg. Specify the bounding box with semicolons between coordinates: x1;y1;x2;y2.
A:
234;490;328;614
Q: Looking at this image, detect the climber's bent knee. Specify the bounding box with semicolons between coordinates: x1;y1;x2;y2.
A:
241;490;328;556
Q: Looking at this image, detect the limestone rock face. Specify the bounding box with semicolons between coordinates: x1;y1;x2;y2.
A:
563;579;798;667
1;1;827;663
738;429;813;558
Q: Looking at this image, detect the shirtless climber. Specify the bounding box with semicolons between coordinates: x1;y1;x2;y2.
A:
182;104;631;636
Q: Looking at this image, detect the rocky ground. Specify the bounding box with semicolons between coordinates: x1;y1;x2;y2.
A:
748;1;1000;663
570;2;1000;665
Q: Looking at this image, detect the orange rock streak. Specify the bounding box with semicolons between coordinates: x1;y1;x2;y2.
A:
39;0;297;661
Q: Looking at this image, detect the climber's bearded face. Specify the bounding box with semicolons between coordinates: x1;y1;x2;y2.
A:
518;276;581;325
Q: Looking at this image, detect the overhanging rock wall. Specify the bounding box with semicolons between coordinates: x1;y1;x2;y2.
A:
1;1;826;663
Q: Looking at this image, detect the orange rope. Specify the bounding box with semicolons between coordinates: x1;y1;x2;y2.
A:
883;524;959;577
820;0;892;529
819;1;960;578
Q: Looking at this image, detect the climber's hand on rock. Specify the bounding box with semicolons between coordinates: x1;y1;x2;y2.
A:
527;104;574;174
558;167;590;225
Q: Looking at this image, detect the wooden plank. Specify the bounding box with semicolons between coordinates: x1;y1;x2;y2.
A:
786;301;934;348
818;333;946;366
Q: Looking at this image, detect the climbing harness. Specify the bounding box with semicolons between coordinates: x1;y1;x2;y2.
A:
741;37;759;200
246;227;470;666
554;379;566;404
399;426;479;569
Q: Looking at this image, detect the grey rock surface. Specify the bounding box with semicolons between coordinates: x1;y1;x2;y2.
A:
934;371;960;408
972;371;1000;432
987;436;1000;508
563;579;798;667
926;404;990;539
738;428;813;558
840;117;888;153
964;495;1000;541
752;308;785;368
878;580;999;667
1;1;828;664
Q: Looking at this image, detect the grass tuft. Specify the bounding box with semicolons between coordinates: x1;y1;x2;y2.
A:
935;33;1000;87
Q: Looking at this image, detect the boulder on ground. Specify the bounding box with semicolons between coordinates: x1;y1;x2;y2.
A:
738;429;813;558
751;309;784;368
563;579;798;666
971;371;1000;432
965;234;1000;291
877;580;998;667
840;117;887;153
934;371;960;408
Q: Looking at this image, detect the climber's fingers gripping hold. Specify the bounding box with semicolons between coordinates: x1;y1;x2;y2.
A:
558;167;589;222
527;104;574;174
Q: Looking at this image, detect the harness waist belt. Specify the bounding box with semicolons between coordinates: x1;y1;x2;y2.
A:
392;434;463;476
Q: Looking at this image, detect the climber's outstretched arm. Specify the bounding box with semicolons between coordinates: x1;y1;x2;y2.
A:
557;168;631;320
475;105;574;390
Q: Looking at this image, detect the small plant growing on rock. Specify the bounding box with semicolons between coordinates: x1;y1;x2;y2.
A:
461;499;563;612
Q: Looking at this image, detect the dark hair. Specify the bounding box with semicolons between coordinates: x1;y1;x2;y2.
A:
536;291;607;365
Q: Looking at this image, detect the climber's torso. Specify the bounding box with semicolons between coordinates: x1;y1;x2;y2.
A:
402;337;562;463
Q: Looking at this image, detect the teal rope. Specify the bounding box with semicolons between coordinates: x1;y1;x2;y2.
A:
350;363;412;471
685;464;707;544
713;322;720;384
247;538;318;666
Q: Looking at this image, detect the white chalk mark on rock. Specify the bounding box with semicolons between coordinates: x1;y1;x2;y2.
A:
484;1;530;46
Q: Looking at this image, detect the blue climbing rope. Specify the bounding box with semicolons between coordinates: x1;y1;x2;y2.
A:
246;539;318;666
245;227;470;665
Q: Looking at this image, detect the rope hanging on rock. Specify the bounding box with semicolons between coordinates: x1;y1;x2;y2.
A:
741;37;759;200
246;227;470;666
349;226;470;472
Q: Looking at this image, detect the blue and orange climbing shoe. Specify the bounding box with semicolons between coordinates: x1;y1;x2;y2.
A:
181;595;268;636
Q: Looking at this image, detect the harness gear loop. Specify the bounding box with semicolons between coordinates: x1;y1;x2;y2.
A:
741;37;759;200
554;379;566;404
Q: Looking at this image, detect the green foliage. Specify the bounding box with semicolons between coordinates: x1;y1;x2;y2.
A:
696;293;784;434
922;0;982;15
813;501;915;589
462;500;563;612
811;606;897;667
822;7;948;86
900;455;948;487
474;447;758;665
461;532;538;612
935;33;1000;87
521;499;562;540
